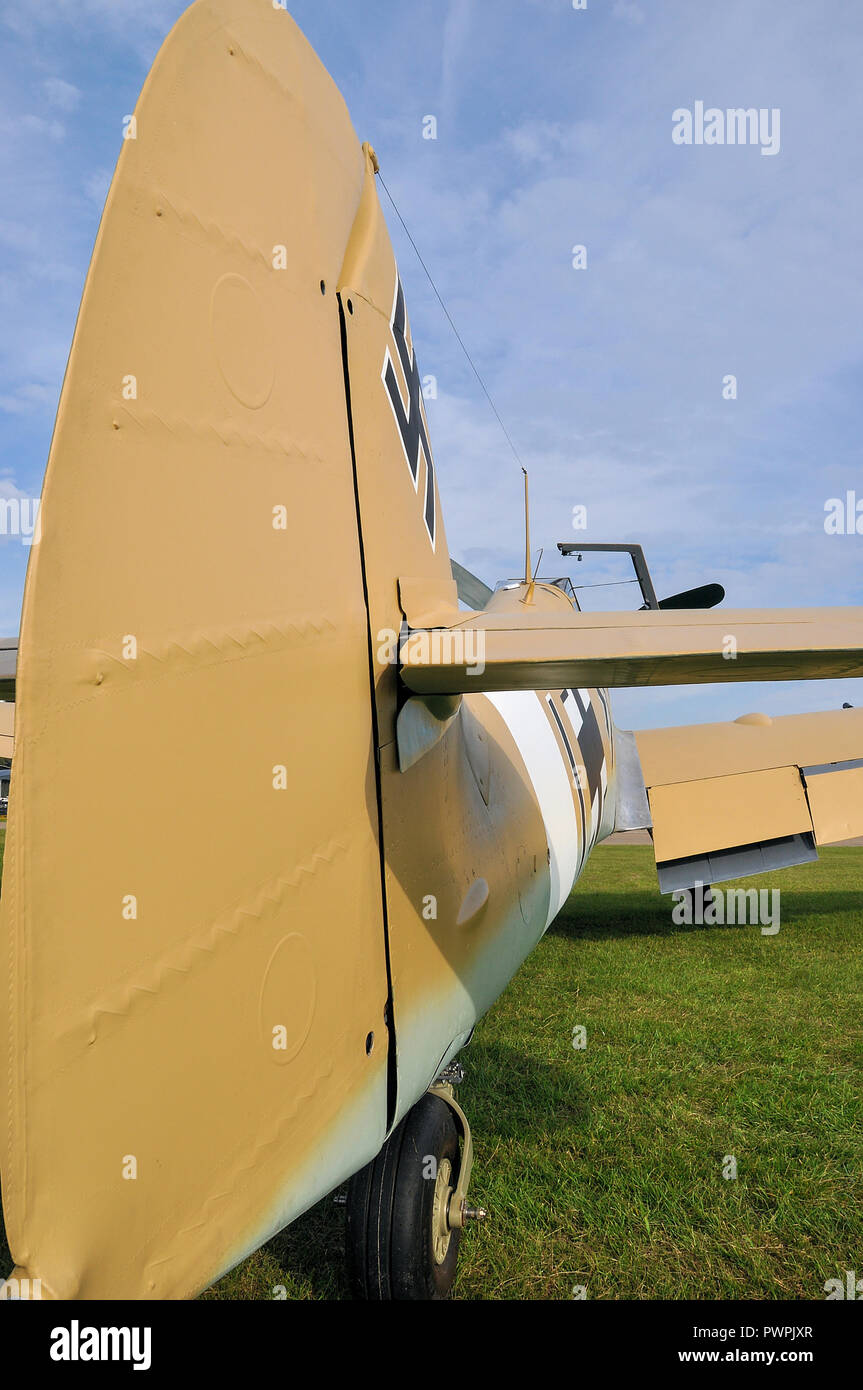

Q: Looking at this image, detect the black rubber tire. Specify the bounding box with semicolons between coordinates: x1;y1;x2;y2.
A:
345;1093;462;1300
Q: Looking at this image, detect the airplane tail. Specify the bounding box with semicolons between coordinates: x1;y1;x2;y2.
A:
0;0;449;1300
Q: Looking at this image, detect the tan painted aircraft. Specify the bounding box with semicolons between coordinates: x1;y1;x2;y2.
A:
1;0;861;1302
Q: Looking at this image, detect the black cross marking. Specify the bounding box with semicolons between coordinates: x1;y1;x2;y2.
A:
382;275;436;547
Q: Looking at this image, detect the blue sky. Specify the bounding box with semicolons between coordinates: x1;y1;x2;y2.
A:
1;0;861;729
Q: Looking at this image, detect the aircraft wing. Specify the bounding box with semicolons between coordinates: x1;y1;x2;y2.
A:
398;604;863;694
630;706;863;892
0;638;16;703
0;640;16;757
0;701;13;759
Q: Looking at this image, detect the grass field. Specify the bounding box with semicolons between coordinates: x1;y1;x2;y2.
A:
1;837;860;1300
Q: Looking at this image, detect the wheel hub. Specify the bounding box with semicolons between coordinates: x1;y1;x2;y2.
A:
431;1157;454;1264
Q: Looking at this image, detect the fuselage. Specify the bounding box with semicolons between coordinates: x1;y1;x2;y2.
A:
383;578;618;1119
470;580;617;925
477;580;617;907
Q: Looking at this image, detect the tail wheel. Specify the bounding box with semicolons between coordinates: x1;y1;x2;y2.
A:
345;1092;462;1300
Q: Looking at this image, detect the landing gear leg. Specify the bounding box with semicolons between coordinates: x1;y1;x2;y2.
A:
345;1063;486;1300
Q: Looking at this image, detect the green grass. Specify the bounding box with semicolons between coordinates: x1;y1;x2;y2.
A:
2;839;860;1299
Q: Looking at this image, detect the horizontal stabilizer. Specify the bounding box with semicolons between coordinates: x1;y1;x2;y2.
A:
399;606;863;693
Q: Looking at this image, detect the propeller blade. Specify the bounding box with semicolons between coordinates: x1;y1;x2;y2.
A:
658;583;725;611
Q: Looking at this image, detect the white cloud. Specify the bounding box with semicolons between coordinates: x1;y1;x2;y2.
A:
0;476;34;499
504;120;602;165
84;168;112;206
2;1;183;41
0;383;57;416
613;1;646;23
5;113;66;141
441;0;474;128
0;0;861;730
42;77;81;111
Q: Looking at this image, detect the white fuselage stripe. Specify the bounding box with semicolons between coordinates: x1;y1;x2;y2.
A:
486;691;581;928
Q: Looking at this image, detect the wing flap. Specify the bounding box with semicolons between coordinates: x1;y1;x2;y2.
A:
803;762;863;845
648;765;813;864
655;834;818;895
631;707;863;891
